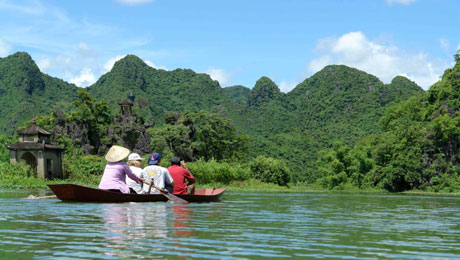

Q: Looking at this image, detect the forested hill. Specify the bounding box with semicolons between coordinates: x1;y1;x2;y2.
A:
0;51;426;182
314;53;460;192
222;65;423;181
87;55;229;124
0;52;78;134
289;65;424;140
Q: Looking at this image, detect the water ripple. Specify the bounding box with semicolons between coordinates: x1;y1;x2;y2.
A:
0;191;459;259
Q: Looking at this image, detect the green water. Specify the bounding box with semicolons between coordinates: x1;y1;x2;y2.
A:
0;190;459;259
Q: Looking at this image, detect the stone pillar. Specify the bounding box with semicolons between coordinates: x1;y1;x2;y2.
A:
57;151;63;178
36;151;45;179
9;151;17;163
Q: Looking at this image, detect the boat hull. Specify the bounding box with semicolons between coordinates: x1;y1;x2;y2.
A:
48;184;225;203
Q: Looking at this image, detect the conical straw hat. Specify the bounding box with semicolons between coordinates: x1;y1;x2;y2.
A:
105;145;130;162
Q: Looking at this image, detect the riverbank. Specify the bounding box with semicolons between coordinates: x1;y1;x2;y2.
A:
3;177;459;197
1;160;459;195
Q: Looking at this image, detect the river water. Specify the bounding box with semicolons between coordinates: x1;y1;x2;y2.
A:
0;190;459;259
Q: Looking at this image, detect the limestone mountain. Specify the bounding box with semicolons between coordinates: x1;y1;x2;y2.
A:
87;55;229;125
0;51;426;182
247;76;283;107
222;65;424;181
0;52;78;134
289;65;424;141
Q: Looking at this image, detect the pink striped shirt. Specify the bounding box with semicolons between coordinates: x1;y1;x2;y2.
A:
98;162;141;194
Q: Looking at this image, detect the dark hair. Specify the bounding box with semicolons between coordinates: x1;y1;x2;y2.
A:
170;156;181;166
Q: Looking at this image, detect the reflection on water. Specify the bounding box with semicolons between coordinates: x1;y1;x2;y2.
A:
172;205;193;238
101;203;172;258
0;190;459;259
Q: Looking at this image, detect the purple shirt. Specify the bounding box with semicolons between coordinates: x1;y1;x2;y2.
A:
98;161;141;194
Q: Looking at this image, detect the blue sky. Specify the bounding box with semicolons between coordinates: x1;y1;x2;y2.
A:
0;0;458;91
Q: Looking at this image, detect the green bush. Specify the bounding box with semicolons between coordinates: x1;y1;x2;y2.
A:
0;161;48;189
186;159;251;184
0;135;16;163
429;173;460;193
250;156;291;186
63;154;106;185
320;171;348;189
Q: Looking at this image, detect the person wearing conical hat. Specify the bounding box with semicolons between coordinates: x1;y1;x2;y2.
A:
99;145;144;194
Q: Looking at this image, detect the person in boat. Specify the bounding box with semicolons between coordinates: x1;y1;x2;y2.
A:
126;153;145;194
142;152;174;194
98;145;144;194
168;156;195;194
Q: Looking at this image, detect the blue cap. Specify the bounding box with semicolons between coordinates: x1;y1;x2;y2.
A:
148;152;161;165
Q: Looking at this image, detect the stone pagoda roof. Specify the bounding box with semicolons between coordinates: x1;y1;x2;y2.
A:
7;143;64;151
16;122;52;136
118;99;133;105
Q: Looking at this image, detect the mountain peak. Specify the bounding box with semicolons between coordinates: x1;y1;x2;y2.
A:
391;75;417;86
318;65;381;82
247;76;280;107
0;52;44;94
112;54;149;71
389;75;423;93
8;51;34;61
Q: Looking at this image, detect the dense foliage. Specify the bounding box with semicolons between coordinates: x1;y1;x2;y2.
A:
0;162;46;189
0;51;433;190
250;155;291;186
316;53;460;192
187;159;251;184
222;85;250;105
87;55;229;124
149;110;249;161
0;52;77;134
225;66;423;182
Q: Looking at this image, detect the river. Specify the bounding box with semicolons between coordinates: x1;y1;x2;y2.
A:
0;190;459;259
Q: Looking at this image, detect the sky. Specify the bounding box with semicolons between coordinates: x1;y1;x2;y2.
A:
0;0;459;91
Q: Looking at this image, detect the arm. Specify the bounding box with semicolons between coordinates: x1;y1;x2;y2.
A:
124;164;142;183
181;162;194;183
165;169;175;187
184;169;195;184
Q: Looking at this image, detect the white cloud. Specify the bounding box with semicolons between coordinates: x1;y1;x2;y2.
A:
103;55;127;72
116;0;154;5
103;55;168;73
440;38;450;52
206;68;232;86
0;0;46;15
70;68;96;87
145;60;168;70
0;38;11;57
279;81;299;93
386;0;416;5
79;42;89;51
307;31;449;90
37;58;51;71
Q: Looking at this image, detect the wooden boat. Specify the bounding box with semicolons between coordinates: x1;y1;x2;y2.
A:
48;184;226;203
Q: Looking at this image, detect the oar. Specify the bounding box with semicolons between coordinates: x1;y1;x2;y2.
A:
147;180;153;194
24;195;56;199
145;181;188;204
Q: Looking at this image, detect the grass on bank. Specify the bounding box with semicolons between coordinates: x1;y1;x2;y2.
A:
1;160;459;196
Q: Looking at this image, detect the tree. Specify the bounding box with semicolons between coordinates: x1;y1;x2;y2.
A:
149;111;249;162
189;110;248;161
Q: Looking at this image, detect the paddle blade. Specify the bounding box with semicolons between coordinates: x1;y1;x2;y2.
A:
24;195;57;199
150;183;189;204
166;192;189;204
